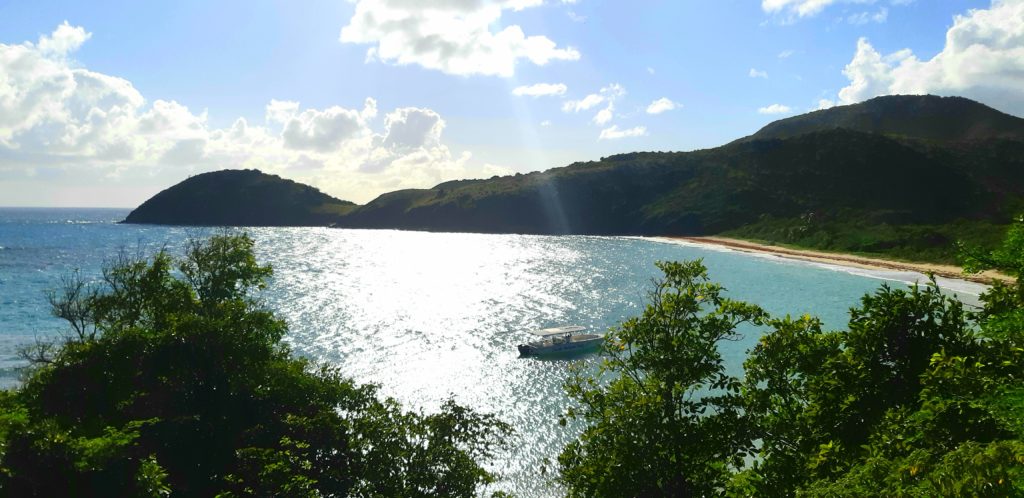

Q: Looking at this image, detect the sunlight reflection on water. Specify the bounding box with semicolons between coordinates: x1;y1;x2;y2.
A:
246;227;920;495
3;212;977;496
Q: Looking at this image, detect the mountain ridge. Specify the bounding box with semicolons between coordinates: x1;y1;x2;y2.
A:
123;95;1024;262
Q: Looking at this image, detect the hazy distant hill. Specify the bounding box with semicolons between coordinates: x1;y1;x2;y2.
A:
123;169;355;226
126;95;1024;262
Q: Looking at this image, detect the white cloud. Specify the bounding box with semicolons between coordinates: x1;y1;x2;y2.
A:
0;22;512;205
563;83;628;133
598;125;647;140
280;99;376;152
816;99;836;110
763;0;908;21
563;83;625;113
646;66;655;75
646;97;680;114
749;68;769;79
593;103;614;125
778;49;796;59
38;21;91;57
847;7;888;25
265;100;300;124
762;0;838;19
512;82;567;97
835;0;1024;115
378;107;444;150
339;0;580;77
540;120;552;127
562;93;605;112
290;154;326;171
758;104;793;114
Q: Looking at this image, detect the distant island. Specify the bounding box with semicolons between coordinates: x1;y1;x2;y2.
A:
124;95;1024;263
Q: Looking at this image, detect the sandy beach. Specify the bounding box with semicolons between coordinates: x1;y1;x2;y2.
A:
655;236;1011;286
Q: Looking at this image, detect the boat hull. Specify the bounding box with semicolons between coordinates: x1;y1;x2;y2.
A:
518;334;603;357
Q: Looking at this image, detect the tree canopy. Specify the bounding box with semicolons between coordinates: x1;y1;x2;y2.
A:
0;233;509;497
561;221;1024;496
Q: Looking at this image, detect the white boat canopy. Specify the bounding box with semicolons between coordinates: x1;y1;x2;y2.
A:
529;325;587;337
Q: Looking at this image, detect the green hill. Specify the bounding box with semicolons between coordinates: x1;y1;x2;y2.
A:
126;95;1024;262
123;169;356;226
740;95;1024;143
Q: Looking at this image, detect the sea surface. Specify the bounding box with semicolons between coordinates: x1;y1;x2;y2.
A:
0;207;987;496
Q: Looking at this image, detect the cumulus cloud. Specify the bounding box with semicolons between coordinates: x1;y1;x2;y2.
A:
378;107;445;150
758;104;793;114
835;0;1024;115
598;125;647;140
280;99;376;152
0;22;512;204
646;97;680;114
339;0;580;77
749;68;769;79
512;82;567;97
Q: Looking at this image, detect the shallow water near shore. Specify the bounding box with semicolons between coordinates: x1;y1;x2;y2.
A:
0;207;985;496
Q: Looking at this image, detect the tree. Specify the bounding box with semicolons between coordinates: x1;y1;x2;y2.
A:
561;218;1024;496
740;284;994;496
0;233;509;497
559;260;767;497
733;219;1024;496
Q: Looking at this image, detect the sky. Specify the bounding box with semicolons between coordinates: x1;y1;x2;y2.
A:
1;0;1023;207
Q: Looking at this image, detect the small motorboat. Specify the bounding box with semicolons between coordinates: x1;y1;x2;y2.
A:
517;325;604;357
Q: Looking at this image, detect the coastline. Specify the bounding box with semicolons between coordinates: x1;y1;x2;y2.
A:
651;235;1010;290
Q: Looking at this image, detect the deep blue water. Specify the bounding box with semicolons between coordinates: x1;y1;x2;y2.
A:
0;207;984;495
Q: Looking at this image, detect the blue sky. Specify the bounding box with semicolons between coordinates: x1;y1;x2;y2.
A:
0;0;1019;207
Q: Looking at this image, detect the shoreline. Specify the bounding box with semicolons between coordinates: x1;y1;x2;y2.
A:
652;236;1010;287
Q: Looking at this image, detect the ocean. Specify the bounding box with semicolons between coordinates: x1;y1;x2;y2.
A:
0;207;987;496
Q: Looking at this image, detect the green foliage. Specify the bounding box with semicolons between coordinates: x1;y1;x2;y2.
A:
741;284;1003;496
563;218;1024;496
559;260;767;496
0;233;509;497
724;215;1008;264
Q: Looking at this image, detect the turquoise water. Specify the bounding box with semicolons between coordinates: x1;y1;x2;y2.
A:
0;208;984;495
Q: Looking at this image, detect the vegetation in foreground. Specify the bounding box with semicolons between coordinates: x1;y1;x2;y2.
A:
560;220;1024;496
0;234;508;497
4;219;1024;496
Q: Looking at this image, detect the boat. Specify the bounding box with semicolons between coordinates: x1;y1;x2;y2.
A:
517;325;604;357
